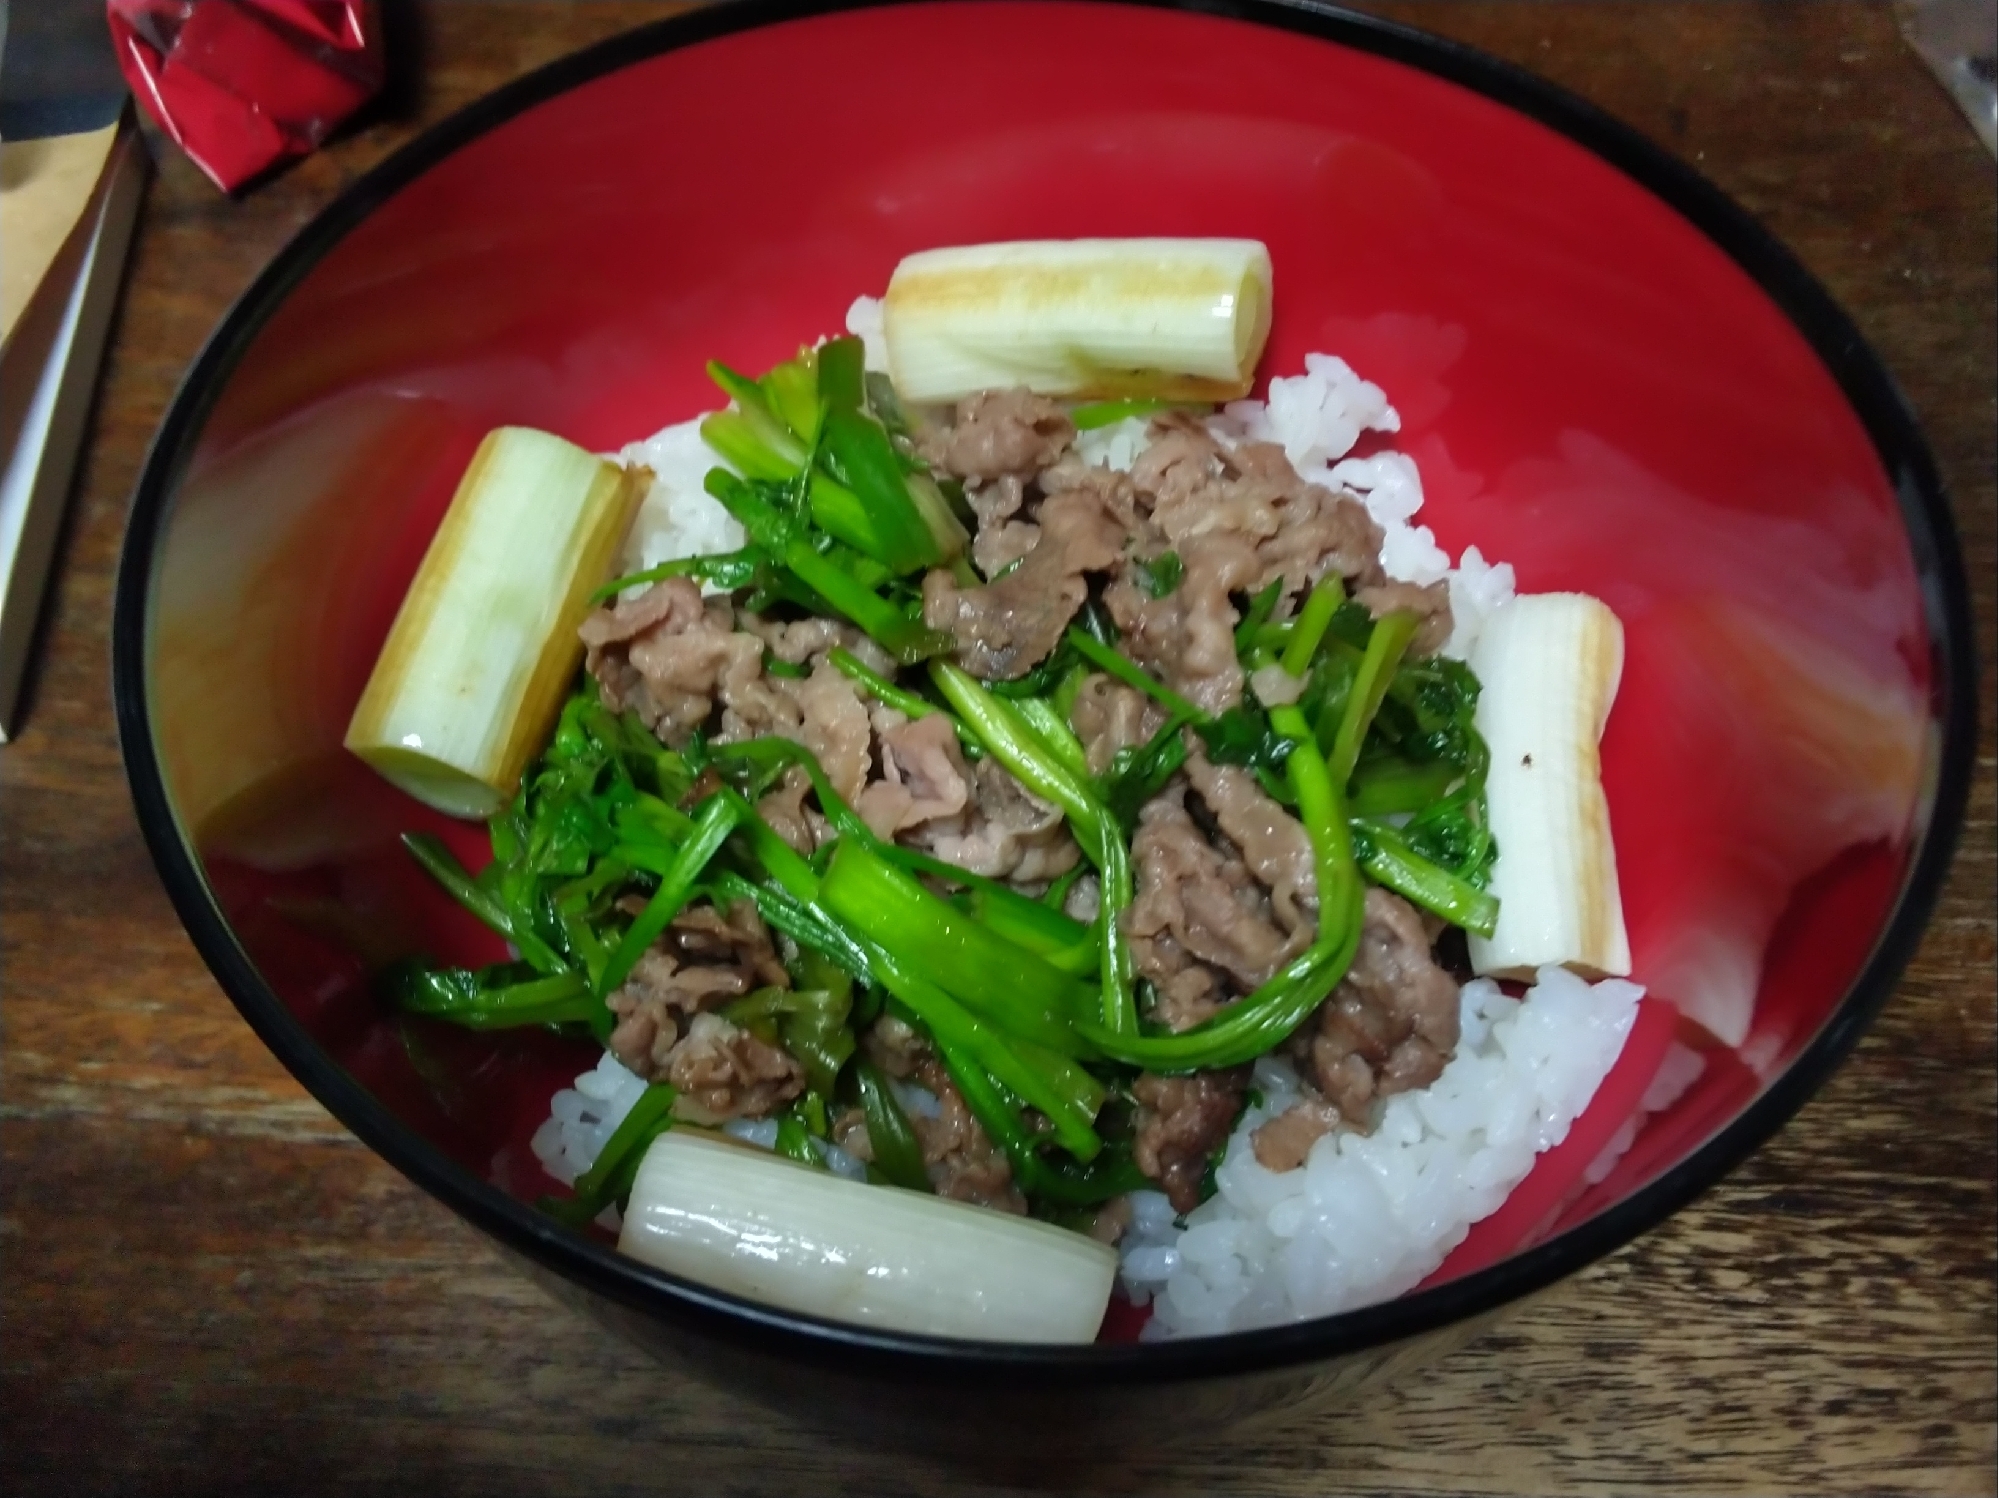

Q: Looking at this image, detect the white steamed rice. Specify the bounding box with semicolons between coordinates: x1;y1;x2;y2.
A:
1119;967;1641;1338
535;332;1645;1339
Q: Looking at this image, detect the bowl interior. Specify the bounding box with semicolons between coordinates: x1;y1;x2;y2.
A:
131;0;1947;1332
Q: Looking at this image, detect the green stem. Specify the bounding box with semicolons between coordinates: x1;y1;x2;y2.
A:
1077;881;1364;1071
589;547;763;604
773;1113;824;1168
1069;396;1178;430
705;471;950;664
1014;697;1093;784
1064;628;1208;724
855;932;1101;1162
402;833;566;974
1353;819;1500;938
398;968;598;1030
1094;833;1137;1038
1280;575;1347;677
1233;579;1283;656
820;840;1097;1057
856;1062;931;1191
700;406;804;482
1324;610;1419;787
708;739;875;847
1348;759;1459;817
826;647;982;756
956;881;1092;959
939;1049;1144;1207
820;406;942;572
1268;703;1358;950
929;662;1105;851
930;662;1137;1037
546;1082;677;1225
1082;707;1363;1070
597;796;741;996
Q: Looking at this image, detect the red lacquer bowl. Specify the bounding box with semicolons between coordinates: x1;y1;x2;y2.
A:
112;0;1975;1446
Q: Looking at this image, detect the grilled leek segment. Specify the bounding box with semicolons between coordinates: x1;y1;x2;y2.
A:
619;1132;1117;1343
346;427;648;818
883;238;1273;404
1467;593;1632;980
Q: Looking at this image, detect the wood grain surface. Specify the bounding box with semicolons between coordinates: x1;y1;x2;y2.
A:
3;3;1992;1494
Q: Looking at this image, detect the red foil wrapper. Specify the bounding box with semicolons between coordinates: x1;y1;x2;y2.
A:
108;0;384;192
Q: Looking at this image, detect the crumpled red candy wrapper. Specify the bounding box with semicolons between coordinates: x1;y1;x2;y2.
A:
108;0;384;192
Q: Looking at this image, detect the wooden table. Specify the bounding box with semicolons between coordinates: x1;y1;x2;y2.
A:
3;3;1991;1492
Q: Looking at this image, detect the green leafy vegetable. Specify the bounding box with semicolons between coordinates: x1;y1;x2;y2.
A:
590;547;765;604
1063;627;1206;723
704;470;950;663
1351;820;1499;937
1279;575;1346;677
820;839;1098;1058
598;793;742;996
1134;550;1183;599
1193;704;1293;777
543;1081;677;1226
1099;713;1192;832
1068;396;1174;430
856;1061;931;1192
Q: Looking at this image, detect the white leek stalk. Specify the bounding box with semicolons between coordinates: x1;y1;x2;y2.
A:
1468;593;1632;980
345;427;647;818
619;1132;1117;1343
883;238;1273;404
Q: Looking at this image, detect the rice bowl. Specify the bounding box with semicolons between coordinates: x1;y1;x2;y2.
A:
109;0;1973;1443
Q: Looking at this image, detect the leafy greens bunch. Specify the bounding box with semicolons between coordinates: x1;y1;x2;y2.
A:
385;346;1498;1228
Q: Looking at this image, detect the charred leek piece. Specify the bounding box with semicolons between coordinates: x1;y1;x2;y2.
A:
883;239;1274;404
619;1132;1117;1342
1467;593;1631;980
346;428;647;818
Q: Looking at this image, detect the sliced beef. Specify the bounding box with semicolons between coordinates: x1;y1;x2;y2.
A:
1097;416;1399;716
606;949;720;1078
740;612;895;675
907;754;1081;883
756;765;823;856
1130;927;1227;1033
855;710;973;840
1184;752;1316;935
582;583;881;799
1130;417;1385;599
664;1012;806;1123
666;900;789;987
1297;887;1461;1126
1233;443;1385;599
1132;1068;1248;1214
1088;1194;1134;1246
1127;789;1305;1001
859;1013;931;1080
1104;530;1261;714
966;474;1041;578
918;388;1075;483
1355;578;1454;658
923;482;1128;679
909;1058;1027;1214
1069;673;1168;776
783;659;874;806
580;579;761;745
605;898;789;1080
1035;455;1144;528
1250;1097;1346;1172
710;632;802;743
840;1021;1027;1214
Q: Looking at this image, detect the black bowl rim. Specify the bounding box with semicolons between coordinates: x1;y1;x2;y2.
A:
112;0;1977;1384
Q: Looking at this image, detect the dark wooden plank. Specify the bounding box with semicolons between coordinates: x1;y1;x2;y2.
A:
3;3;1990;1494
